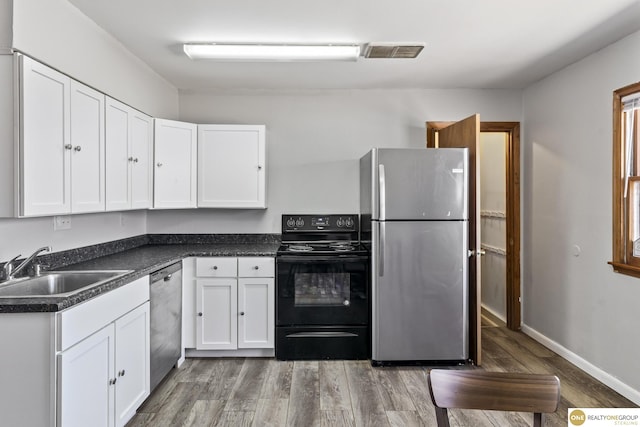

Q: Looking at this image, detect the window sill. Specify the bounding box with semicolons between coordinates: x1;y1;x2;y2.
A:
608;261;640;279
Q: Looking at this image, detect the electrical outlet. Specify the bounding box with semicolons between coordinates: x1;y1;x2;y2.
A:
54;215;71;231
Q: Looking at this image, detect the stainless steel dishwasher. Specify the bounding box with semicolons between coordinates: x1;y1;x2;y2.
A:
149;262;182;392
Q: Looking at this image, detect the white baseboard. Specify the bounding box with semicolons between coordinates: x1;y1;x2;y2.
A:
521;324;640;405
481;303;507;324
185;348;274;358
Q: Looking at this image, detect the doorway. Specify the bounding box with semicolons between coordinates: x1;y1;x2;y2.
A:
426;121;521;331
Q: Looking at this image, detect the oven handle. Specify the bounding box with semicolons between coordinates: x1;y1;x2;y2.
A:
286;332;359;338
277;255;367;263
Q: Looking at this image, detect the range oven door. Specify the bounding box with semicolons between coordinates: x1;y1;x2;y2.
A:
276;255;369;326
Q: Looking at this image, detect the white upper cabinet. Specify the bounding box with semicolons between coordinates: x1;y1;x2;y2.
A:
70;81;106;213
105;97;153;211
153;119;197;209
19;55;106;217
197;124;266;209
19;55;71;216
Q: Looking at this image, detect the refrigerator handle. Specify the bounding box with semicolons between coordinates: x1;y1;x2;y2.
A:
379;164;386;220
379;222;385;277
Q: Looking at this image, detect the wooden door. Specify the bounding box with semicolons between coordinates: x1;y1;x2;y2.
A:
437;114;482;365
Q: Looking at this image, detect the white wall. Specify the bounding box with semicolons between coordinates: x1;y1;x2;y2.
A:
0;0;179;261
11;0;178;118
0;0;11;50
146;89;522;233
522;29;640;402
480;132;507;320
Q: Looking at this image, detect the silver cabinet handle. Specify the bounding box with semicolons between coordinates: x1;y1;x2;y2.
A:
74;146;81;152
198;312;203;317
163;274;172;281
128;157;134;162
133;158;139;163
253;266;259;270
157;162;163;167
240;312;245;316
212;266;218;270
257;165;263;170
64;144;73;150
378;164;386;221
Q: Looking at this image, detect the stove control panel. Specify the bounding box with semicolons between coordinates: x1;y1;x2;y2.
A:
282;214;358;232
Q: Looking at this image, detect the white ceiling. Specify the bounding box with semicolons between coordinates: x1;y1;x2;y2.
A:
68;0;640;91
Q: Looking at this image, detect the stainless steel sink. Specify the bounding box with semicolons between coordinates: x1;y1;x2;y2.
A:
0;270;132;297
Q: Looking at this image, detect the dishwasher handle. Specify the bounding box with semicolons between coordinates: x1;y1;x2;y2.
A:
150;262;182;283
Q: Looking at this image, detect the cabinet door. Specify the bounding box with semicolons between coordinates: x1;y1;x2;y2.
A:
20;55;71;216
154;119;197;208
70;81;105;213
114;303;150;427
105;98;131;211
58;324;115;427
238;278;274;349
129;111;153;210
197;124;266;208
196;278;238;350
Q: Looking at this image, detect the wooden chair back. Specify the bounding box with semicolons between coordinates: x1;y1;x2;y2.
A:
427;369;561;427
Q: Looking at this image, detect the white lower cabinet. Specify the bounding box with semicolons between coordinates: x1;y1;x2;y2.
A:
57;283;150;427
0;276;150;427
58;323;115;427
188;257;274;355
238;277;274;349
196;278;237;350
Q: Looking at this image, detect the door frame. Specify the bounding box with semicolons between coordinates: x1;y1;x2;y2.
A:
426;121;521;331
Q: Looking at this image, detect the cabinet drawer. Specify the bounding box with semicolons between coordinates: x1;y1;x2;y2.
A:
57;276;149;351
238;257;274;277
196;257;237;277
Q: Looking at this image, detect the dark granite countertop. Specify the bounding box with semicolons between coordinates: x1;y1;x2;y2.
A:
0;235;280;313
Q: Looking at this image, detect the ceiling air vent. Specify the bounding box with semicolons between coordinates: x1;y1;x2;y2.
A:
363;43;424;59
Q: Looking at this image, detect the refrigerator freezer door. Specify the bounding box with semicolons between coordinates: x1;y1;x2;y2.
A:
372;220;468;361
376;148;468;221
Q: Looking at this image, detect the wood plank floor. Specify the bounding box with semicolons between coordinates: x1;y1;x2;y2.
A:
127;313;637;426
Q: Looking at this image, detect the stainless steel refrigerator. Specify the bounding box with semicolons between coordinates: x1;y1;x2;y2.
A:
360;148;469;363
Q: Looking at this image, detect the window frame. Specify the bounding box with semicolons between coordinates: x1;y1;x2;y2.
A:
611;81;640;278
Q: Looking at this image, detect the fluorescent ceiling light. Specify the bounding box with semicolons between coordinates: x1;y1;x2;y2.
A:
183;43;361;62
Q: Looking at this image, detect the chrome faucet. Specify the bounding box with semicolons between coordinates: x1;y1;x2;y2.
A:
5;246;51;280
2;254;22;282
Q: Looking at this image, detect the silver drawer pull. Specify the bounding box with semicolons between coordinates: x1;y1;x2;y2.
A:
253;266;259;270
212;266;218;270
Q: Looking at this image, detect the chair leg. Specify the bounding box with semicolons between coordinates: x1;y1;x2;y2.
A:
434;407;451;427
533;412;542;427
